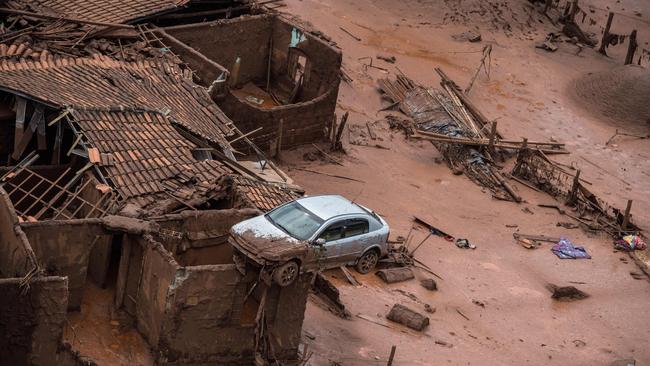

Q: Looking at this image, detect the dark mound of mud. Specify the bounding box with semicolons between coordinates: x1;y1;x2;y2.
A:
547;284;589;301
572;65;650;126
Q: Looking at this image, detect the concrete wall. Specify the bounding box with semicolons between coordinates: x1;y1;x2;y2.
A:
0;187;37;278
0;276;68;366
20;219;105;310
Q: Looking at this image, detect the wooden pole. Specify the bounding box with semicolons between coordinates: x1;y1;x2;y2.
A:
622;199;633;230
624;30;638;65
329;114;337;143
276;118;284;160
599;12;615;55
544;0;552;13
488;121;497;156
266;35;273;92
569;169;581;204
570;0;580;23
333;112;348;151
387;345;397;366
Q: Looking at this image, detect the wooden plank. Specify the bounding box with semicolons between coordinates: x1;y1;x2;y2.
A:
51;122;62;165
13;97;26;152
35;106;46;150
339;266;361;286
11;105;43;161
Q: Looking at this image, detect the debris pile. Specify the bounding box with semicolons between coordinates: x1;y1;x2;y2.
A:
378;70;557;202
512;149;642;237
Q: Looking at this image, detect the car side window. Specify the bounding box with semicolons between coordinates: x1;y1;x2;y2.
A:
344;219;369;238
318;222;345;242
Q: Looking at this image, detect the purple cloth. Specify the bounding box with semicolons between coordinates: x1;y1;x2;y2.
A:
551;238;591;259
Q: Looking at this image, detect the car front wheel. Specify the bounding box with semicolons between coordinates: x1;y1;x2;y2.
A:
355;250;379;274
273;261;299;287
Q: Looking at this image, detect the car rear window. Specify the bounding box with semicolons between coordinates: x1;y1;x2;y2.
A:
344;219;369;237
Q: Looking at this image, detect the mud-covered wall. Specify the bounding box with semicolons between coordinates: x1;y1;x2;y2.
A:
265;273;314;359
80;172;114;288
155;208;259;266
135;235;180;347
0;276;68;366
0;187;37;277
164;15;272;88
157;265;313;365
219;84;338;151
155;28;230;88
163;14;341;151
270;16;342;101
20;220;105;310
157;264;255;365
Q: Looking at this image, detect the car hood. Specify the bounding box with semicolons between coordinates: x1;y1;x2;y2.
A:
230;215;308;262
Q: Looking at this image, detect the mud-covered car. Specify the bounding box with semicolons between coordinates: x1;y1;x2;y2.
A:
229;195;390;286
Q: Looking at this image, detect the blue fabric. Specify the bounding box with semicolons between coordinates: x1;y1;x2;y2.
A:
551;238;591;259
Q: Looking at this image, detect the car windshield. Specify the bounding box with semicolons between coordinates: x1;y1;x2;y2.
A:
266;201;324;241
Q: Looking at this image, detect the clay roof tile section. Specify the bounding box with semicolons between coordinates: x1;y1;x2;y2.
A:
9;0;191;24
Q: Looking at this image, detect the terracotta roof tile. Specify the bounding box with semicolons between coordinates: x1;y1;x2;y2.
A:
9;0;190;24
0;57;234;146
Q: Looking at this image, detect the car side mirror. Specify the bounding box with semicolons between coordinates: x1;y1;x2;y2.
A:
313;238;326;246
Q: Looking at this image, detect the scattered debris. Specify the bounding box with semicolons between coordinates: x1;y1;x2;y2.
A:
339;266;362;286
434;339;453;348
424;304;435;313
605;129;649;145
551;238;591;259
614;235;646;251
290;167;365;183
455;308;470;321
386;304;429;331
547;284;589;301
513;149;642;237
536;33;559;52
420;278;438;291
452;30;482;42
339;26;361;41
376;267;415;284
455;238;476;249
472;299;485;307
377;54;397;63
557;222;579;229
606;359;636;366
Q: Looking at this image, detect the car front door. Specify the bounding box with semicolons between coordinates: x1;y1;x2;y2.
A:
315;220;346;266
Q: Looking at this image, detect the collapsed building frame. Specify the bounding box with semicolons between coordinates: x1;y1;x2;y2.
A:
0;1;342;365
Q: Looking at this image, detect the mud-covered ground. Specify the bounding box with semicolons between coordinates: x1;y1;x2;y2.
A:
277;0;650;364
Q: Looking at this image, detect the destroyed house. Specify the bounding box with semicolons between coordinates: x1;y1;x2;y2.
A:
0;3;332;364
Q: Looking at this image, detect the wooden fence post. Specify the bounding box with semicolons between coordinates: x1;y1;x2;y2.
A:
599;12;615;55
625;30;638;65
387;345;397;366
622;199;633;230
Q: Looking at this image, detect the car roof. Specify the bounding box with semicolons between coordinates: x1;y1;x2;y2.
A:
296;195;367;220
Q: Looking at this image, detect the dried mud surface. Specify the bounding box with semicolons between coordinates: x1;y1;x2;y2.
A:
572;65;650;126
279;0;650;365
